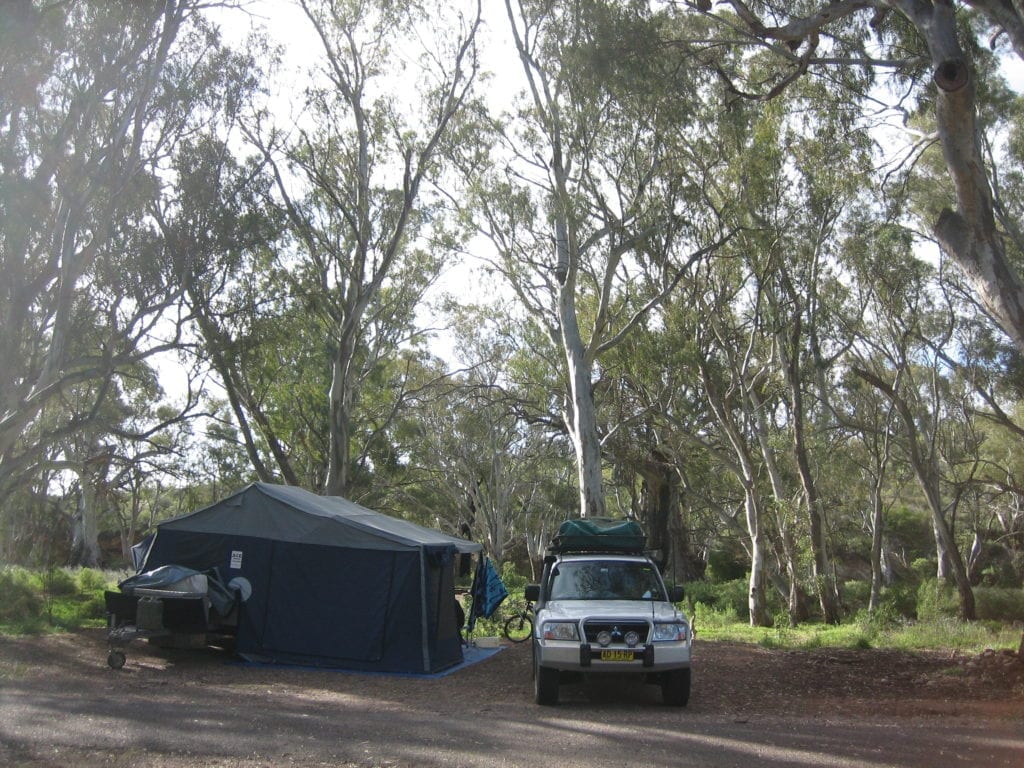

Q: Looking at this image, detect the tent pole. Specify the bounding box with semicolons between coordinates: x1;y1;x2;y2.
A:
419;546;430;672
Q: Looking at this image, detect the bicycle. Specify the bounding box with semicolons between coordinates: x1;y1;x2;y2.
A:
501;599;534;643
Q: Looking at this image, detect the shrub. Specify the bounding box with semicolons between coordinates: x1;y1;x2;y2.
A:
43;568;77;597
974;587;1024;622
842;580;871;613
916;579;959;621
76;568;111;593
691;601;741;628
0;568;43;624
500;560;528;595
682;580;719;609
0;567;120;634
879;582;918;620
910;558;936;581
708;578;750;617
705;549;747;582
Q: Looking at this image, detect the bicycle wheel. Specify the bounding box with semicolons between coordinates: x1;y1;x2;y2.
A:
503;613;533;643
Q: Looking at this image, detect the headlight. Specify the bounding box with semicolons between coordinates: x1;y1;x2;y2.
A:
652;622;688;642
542;621;579;641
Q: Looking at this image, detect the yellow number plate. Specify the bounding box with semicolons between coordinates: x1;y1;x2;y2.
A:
599;649;637;662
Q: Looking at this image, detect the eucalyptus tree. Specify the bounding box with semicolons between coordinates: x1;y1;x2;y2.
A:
598;305;720;584
743;72;884;623
383;297;574;565
160;130;313;487
61;370;187;567
0;1;245;556
837;339;904;612
676;1;1024;363
472;0;729;518
668;248;776;626
233;0;483;497
401;374;558;566
846;228;980;618
971;402;1024;583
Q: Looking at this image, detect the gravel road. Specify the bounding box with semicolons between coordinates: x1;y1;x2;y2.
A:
1;629;1022;767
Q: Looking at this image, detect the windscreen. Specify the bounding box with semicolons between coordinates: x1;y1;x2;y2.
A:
548;561;666;601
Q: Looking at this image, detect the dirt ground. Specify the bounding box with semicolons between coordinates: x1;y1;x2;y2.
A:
1;628;1023;767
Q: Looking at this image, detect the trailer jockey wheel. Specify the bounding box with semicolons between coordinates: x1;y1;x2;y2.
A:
107;650;126;669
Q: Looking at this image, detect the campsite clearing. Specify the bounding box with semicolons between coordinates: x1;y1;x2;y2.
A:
1;628;1022;767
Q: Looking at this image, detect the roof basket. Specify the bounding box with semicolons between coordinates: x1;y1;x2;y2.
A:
550;517;646;554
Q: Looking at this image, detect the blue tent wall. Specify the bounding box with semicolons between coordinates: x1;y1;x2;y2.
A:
258;543;422;669
425;547;462;670
141;483;477;673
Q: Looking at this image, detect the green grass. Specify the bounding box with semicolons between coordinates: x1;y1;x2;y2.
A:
3;566;1021;658
0;566;121;635
691;602;1022;654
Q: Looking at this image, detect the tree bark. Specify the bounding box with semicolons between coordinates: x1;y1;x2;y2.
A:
639;450;703;582
891;0;1024;349
868;476;885;614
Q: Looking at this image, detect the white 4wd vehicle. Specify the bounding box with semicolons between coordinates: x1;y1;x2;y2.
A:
526;544;692;706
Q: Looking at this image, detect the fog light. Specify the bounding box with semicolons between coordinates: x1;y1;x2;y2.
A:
597;630;612;647
624;631;640;647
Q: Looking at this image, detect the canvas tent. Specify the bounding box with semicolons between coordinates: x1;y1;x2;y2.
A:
140;482;481;673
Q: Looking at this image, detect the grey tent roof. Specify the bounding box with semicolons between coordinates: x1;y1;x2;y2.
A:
158;482;482;553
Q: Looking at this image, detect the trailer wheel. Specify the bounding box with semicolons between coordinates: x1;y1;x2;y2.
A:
107;650;126;669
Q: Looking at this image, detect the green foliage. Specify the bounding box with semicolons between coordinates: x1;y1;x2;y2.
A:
911;558;937;581
704;549;747;582
877;617;1021;653
842;580;920;624
43;568;78;597
500;560;528;595
841;579;871;613
463;561;532;640
878;583;919;620
0;568;43;626
756;622;874;651
697;611;1021;655
76;568;109;593
0;567;116;635
974;587;1024;622
887;506;934;562
916;579;960;621
689;578;749;617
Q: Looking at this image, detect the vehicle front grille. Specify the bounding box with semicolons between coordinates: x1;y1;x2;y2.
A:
582;620;650;644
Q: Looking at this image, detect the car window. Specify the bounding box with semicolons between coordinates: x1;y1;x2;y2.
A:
549;562;666;601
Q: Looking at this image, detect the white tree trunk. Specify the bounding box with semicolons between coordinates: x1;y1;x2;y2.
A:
557;223;606;519
744;487;771;627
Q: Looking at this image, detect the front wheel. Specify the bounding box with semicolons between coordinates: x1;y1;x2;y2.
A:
661;667;691;707
107;650;127;670
533;644;559;705
503;613;533;643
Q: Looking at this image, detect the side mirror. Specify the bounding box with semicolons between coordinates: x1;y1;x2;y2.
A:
667;585;685;603
525;584;540;602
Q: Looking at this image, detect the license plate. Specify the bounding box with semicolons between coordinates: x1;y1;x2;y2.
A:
599;649;637;662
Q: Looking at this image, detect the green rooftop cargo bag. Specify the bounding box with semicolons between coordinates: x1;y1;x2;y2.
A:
552;517;646;553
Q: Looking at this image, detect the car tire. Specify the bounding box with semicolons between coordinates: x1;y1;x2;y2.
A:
661;667;690;707
533;645;559;705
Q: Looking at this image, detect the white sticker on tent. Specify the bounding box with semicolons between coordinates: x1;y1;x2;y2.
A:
230;550;243;569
